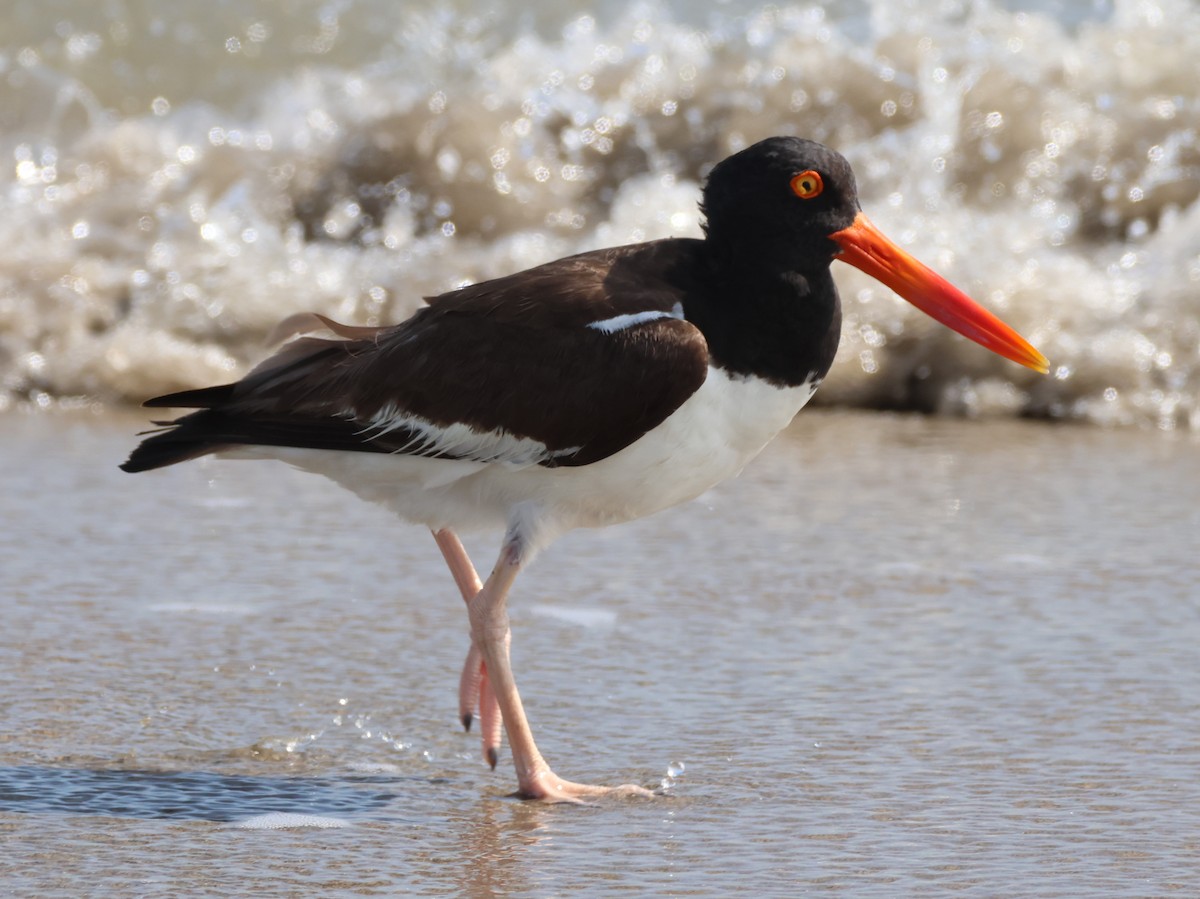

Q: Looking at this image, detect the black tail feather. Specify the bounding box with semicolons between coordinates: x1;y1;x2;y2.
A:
121;326;384;474
121;384;240;472
119;408;395;473
142;383;237;409
119;410;234;472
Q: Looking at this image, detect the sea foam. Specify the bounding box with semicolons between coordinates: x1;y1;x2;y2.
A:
1;0;1196;430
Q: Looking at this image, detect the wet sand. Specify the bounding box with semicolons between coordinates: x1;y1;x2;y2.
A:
1;410;1198;896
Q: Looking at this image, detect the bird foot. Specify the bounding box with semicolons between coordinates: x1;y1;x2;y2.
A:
459;642;504;766
511;770;655;804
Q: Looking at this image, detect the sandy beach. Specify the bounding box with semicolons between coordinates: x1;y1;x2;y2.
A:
2;409;1196;895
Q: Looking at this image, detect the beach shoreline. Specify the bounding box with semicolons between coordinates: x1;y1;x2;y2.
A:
2;408;1197;894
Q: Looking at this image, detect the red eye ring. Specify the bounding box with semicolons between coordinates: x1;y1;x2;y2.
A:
790;170;824;199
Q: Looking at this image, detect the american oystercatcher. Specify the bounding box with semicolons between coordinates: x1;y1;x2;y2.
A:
121;137;1048;802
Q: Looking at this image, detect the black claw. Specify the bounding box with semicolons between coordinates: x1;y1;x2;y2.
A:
486;747;498;770
461;712;473;732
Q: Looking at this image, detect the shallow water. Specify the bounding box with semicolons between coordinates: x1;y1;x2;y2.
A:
2;0;1199;429
2;410;1197;895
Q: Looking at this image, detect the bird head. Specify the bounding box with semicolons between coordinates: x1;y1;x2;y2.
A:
702;137;1049;374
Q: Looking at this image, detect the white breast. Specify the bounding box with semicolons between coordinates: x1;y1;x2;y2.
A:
242;368;819;557
532;367;818;529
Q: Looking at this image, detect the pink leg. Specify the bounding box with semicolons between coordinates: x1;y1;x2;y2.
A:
477;644;503;769
432;529;503;766
467;534;652;802
456;644;484;731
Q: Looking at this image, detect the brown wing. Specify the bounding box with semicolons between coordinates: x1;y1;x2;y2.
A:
121;240;711;473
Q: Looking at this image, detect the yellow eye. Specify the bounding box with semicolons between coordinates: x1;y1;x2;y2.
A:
790;170;824;199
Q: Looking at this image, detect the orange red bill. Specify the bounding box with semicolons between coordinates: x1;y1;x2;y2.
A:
830;212;1049;374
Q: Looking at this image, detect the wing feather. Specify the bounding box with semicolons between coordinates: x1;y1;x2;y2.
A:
121;239;711;473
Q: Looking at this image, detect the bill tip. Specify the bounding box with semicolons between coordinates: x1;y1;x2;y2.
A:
1025;348;1051;375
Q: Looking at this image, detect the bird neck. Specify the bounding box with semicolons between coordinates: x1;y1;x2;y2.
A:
687;254;842;389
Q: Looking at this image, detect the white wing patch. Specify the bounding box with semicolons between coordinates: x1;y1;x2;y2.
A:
353;404;580;468
587;303;685;334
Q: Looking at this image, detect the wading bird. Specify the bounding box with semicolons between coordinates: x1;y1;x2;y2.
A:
122;137;1048;802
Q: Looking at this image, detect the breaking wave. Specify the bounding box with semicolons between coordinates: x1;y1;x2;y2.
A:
1;0;1197;430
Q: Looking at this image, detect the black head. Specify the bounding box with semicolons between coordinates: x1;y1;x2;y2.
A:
698;138;1049;374
701;137;861;274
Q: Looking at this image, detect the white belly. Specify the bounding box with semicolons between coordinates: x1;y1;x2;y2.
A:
531;368;818;527
249;368;818;555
